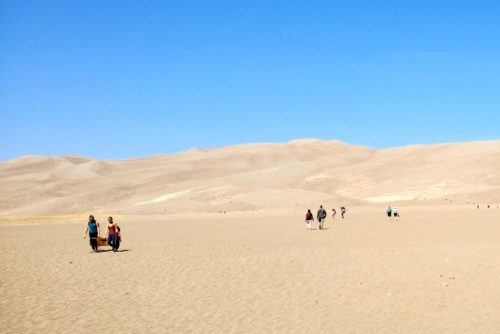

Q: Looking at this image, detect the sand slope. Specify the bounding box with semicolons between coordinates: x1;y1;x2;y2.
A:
0;139;499;216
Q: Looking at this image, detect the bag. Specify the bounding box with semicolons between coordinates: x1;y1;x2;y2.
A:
97;237;107;247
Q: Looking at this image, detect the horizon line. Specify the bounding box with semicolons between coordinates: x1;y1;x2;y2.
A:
2;137;499;163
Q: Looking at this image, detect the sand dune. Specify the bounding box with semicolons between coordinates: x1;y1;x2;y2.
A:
1;140;500;333
0;139;499;216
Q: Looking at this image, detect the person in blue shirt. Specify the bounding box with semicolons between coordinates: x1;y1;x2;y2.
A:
84;215;100;252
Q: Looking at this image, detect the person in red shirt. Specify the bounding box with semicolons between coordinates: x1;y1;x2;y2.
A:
305;209;314;230
105;216;121;252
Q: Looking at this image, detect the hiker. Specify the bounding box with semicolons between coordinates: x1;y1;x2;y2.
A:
317;205;327;230
393;207;399;218
84;215;100;252
332;208;337;220
305;209;314;230
387;206;392;217
340;207;346;219
106;216;121;252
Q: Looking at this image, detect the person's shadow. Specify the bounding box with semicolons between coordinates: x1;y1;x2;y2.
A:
96;249;131;253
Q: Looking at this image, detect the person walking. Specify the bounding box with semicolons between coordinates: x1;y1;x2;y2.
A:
332;208;337;220
106;216;121;252
393;207;399;218
340;206;346;219
317;205;327;230
387;206;392;218
84;215;100;252
305;209;314;230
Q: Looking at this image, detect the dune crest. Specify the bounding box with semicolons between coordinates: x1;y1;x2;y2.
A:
1;139;499;216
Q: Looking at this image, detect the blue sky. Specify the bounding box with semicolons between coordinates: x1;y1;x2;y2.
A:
1;0;499;160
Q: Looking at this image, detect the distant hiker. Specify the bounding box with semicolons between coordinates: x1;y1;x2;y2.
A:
340;207;346;219
317;205;327;230
387;206;392;217
305;209;314;230
84;215;100;252
332;208;337;220
393;207;399;218
106;216;121;252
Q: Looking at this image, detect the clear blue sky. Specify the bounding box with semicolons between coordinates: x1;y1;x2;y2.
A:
1;1;499;161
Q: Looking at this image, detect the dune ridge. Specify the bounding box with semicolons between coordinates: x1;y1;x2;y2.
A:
1;139;499;216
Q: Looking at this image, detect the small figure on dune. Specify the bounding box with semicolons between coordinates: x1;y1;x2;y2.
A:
340;206;346;219
305;209;314;230
387;206;392;218
317;205;327;229
332;208;337;220
393;207;399;218
84;214;100;252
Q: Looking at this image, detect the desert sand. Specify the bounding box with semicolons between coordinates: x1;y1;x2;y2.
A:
1;206;500;333
1;139;500;333
0;139;499;217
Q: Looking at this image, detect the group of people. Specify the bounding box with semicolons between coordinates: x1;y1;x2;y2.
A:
386;206;399;218
476;204;497;209
304;205;402;230
84;215;121;252
304;205;347;230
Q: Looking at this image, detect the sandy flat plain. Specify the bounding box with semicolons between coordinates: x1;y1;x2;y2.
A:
1;205;499;333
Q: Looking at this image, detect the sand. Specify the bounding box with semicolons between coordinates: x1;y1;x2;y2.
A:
1;139;499;216
1;205;499;333
1;139;499;332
